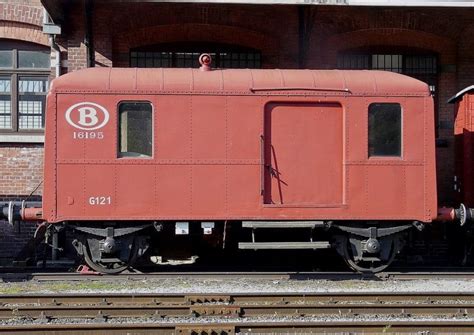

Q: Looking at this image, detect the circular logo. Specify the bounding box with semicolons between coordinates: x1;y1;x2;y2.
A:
65;102;109;130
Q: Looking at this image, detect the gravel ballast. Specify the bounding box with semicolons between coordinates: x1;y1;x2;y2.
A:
1;277;474;294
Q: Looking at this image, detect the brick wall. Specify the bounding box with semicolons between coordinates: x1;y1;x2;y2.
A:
0;145;43;196
0;0;46;198
0;1;48;45
0;223;38;264
0;0;46;263
0;145;43;263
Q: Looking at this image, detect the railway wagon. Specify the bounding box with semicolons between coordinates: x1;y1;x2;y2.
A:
451;86;474;207
3;55;461;273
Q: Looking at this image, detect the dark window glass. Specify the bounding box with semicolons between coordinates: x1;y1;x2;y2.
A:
18;50;50;68
130;45;261;69
337;54;369;69
18;76;49;129
372;54;403;73
368;103;401;157
119;102;153;158
0;50;12;68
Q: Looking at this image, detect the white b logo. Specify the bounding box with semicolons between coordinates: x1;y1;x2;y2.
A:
65;102;109;130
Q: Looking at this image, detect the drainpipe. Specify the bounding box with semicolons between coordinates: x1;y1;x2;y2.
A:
43;8;61;77
50;37;61;77
298;6;306;69
84;0;95;68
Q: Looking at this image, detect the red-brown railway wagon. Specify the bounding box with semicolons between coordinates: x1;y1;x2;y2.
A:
44;68;437;223
451;86;474;207
6;58;465;273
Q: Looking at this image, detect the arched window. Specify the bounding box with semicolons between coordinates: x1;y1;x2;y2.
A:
130;42;261;69
0;40;50;133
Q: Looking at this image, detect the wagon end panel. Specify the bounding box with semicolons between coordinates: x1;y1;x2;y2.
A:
424;96;438;221
454;92;474;207
42;90;58;223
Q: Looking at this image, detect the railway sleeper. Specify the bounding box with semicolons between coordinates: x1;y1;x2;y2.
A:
191;306;241;317
185;295;232;304
175;325;235;335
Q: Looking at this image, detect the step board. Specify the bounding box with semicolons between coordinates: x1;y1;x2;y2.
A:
238;241;331;250
242;221;325;229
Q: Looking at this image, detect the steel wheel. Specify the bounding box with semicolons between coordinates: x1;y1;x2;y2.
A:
339;234;400;273
82;237;139;274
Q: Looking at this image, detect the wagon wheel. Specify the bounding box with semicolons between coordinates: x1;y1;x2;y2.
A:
82;237;139;274
338;234;401;273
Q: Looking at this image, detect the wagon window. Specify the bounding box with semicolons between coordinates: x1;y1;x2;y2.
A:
119;102;152;158
368;103;401;157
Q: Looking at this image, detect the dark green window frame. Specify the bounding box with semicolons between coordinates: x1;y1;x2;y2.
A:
0;42;50;134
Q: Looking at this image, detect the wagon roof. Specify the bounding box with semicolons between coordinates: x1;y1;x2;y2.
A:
448;85;474;103
51;67;430;96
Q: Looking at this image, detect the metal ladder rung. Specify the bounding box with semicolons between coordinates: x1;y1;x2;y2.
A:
238;241;331;250
242;221;324;229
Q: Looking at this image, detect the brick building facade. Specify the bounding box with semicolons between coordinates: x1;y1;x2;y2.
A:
0;0;48;261
0;0;473;263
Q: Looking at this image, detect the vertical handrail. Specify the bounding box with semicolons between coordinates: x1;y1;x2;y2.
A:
260;134;265;197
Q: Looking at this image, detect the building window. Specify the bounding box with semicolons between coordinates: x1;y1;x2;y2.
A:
130;43;261;69
337;51;438;132
0;41;50;133
118;102;153;158
368;103;402;157
337;53;437;92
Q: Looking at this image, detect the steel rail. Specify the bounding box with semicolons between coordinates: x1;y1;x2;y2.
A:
3;321;474;335
2;292;474;320
1;302;474;320
4;291;474;303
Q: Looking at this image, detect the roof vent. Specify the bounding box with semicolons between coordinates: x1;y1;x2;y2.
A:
199;53;212;71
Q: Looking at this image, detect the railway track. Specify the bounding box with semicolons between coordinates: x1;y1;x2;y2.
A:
3;321;474;335
3;270;474;282
1;292;474;334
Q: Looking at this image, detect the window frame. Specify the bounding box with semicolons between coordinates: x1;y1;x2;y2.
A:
117;100;154;159
368;102;403;159
0;46;50;134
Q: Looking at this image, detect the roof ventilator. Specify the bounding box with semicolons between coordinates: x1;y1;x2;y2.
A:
199;53;212;71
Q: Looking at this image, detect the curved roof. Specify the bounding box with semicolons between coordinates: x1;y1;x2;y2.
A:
448;85;474;103
51;67;430;96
